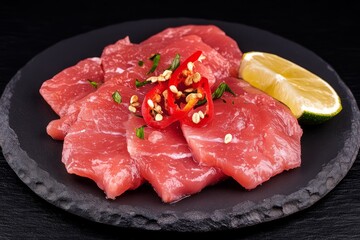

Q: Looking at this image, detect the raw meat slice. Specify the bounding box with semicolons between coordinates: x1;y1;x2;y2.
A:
56;33;229;198
141;25;242;77
101;35;172;83
47;35;228;140
151;34;231;85
126;115;225;203
181;77;302;190
39;57;104;116
62;81;143;199
40;25;304;204
46;70;149;140
46;114;75;140
101;36;132;57
101;35;232;88
101;37;139;82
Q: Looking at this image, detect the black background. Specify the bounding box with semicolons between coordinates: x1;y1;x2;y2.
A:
1;1;359;239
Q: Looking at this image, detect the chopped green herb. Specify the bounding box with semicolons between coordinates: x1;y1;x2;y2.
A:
112;90;122;104
212;82;236;99
149;54;158;61
138;60;144;67
167;53;180;71
135;125;147;139
135;79;151;88
147;53;160;74
196;97;207;106
88;80;98;88
197;82;236;106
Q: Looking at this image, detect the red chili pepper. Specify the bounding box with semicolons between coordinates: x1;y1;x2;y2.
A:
168;50;202;86
179;77;214;127
141;51;214;129
166;51;214;127
141;82;184;129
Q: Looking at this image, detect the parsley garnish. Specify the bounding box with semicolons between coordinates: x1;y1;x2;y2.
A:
88;80;98;89
197;82;236;106
212;82;235;99
168;53;180;71
147;53;160;74
135;79;151;88
135;125;147;139
112;91;122;104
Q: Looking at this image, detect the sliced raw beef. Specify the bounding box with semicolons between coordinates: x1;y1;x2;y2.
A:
141;25;242;77
181;77;302;190
45;37;138;140
101;37;139;82
47;35;229;140
101;35;233;88
47;113;75;140
101;36;132;57
41;25;300;203
126;115;225;203
151;35;231;85
62;81;143;199
39;57;104;116
46;69;151;140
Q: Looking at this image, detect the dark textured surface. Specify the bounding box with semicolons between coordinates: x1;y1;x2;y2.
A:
1;1;360;239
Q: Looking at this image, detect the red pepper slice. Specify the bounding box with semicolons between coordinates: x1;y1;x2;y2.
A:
141;51;214;129
166;51;214;127
179;77;214;127
141;82;185;129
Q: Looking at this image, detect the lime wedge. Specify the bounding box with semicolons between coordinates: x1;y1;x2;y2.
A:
239;51;342;124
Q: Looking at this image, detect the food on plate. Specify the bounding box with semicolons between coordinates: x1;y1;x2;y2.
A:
239;51;342;124
62;83;144;199
39;58;104;117
141;51;214;129
126;115;225;203
141;25;241;77
44;26;240;140
181;77;302;189
39;25;307;203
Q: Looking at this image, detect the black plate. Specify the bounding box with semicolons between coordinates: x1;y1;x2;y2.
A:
1;18;360;232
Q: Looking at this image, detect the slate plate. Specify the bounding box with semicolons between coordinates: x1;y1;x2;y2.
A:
1;18;359;232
